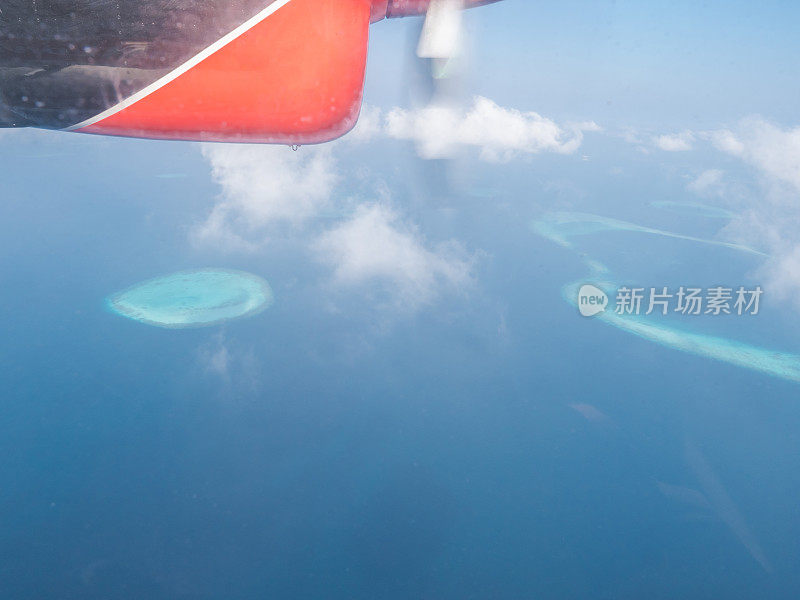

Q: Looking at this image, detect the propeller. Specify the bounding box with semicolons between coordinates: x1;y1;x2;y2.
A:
388;0;501;204
416;0;464;79
385;0;502;102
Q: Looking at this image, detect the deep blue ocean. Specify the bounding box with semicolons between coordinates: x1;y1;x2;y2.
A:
3;125;800;599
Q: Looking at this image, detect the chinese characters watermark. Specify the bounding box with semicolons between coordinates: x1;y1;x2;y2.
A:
578;285;762;317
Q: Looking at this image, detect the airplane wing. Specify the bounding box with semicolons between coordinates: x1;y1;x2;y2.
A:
0;0;371;143
0;0;501;143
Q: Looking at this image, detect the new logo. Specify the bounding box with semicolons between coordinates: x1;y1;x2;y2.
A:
577;284;608;317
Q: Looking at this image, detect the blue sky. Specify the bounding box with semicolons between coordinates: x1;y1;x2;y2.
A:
372;0;800;128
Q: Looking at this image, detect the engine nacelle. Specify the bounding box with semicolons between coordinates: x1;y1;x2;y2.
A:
371;0;501;21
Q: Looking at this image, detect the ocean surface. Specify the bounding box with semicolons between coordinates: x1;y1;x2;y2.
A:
3;125;800;599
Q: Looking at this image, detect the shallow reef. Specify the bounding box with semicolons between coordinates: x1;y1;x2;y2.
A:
533;211;800;384
108;269;273;328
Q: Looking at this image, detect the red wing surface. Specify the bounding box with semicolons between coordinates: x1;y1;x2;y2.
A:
0;0;372;143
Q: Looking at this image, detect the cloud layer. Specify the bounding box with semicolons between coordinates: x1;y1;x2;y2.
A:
698;118;800;307
314;203;473;307
192;95;591;310
385;96;599;161
193;145;338;250
687;169;725;196
653;131;695;151
194;108;800;315
711;118;800;192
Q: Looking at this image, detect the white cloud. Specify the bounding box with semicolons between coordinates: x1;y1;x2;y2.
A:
761;245;800;305
193;105;388;251
195;140;477;310
622;119;800;311
702;118;800;308
192;97;590;312
348;104;383;143
194;98;593;252
200;341;231;379
687;169;725;196
619;128;644;145
653;131;695;151
607;118;800;309
385;96;599;162
197;333;261;393
719;200;800;309
711;118;800;192
193;144;338;250
314;203;474;307
709;129;745;155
